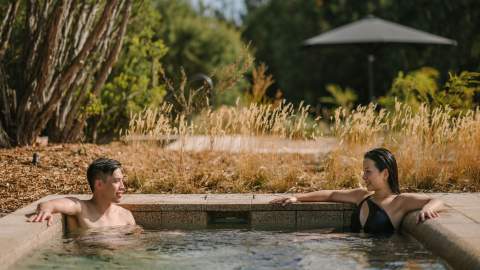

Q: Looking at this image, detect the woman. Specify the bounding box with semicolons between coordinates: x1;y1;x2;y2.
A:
270;148;444;234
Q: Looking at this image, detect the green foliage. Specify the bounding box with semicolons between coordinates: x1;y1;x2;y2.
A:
154;0;253;106
319;84;358;110
379;67;440;109
379;67;480;112
84;92;103;117
243;0;480;105
91;0;252;140
442;71;480;110
93;2;169;140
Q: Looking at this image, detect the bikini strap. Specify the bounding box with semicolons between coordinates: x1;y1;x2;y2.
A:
357;195;372;207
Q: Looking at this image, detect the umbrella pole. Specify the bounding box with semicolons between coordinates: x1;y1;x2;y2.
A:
367;54;375;102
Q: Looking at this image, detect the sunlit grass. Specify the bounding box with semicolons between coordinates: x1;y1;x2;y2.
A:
329;101;480;191
120;100;480;193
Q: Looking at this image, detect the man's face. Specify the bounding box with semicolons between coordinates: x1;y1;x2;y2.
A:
96;168;125;203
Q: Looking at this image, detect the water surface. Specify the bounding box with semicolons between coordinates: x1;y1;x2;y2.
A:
16;227;448;269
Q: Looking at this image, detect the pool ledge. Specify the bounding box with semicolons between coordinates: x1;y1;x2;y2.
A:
1;193;479;269
401;193;480;270
0;195;63;270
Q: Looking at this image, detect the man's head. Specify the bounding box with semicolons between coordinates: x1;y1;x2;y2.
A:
86;158;125;202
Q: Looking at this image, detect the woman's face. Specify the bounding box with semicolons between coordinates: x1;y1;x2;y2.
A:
362;158;388;191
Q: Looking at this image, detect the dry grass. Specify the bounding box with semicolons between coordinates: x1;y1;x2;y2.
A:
118;100;327;194
122;99;320;143
246;63;274;104
329;101;480;192
120;99;480;194
118;144;324;194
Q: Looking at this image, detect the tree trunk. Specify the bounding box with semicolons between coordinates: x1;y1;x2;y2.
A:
48;0;132;143
0;121;11;147
0;0;131;147
0;0;20;147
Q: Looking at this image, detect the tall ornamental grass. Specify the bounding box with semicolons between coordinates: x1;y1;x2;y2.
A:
328;101;480;191
120;100;479;193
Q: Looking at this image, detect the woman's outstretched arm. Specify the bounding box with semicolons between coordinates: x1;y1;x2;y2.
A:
270;188;369;206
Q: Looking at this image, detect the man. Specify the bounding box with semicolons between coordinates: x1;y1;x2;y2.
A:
28;158;135;229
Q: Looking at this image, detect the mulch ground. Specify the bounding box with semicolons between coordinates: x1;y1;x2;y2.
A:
0;144;117;216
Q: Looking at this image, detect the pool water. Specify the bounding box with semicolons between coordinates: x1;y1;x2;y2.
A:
16;227;448;269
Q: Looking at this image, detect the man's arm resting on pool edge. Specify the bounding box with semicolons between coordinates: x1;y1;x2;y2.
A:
27;197;82;226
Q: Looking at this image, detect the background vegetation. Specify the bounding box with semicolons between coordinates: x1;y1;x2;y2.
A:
242;0;480;105
1;1;479;214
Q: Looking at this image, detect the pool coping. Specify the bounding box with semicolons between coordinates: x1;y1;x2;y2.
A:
1;193;479;269
402;193;480;270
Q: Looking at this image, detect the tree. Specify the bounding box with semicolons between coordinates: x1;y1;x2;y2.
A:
0;0;132;147
154;0;252;106
89;1;168;142
242;0;480;105
77;0;253;143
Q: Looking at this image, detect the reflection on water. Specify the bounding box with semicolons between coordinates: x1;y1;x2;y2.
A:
67;225;144;250
16;227;448;270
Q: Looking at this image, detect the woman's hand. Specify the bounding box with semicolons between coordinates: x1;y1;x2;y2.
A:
416;208;440;224
270;196;298;206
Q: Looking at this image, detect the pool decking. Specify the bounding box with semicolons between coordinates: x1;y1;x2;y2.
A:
0;193;479;269
404;193;480;269
165;135;338;154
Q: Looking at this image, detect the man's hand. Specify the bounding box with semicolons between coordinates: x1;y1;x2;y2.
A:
27;203;54;226
270;196;298;206
416;208;440;224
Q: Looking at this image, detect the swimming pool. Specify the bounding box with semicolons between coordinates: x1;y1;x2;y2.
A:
15;227;448;269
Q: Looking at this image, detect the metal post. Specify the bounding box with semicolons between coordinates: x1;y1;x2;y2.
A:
367;54;375;102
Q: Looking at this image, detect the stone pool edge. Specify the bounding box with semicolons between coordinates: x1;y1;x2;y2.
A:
1;193;478;270
402;209;480;270
0;196;63;270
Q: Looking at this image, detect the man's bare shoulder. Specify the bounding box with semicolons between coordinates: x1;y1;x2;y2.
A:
114;204;132;214
64;197;88;205
114;205;136;224
74;198;94;211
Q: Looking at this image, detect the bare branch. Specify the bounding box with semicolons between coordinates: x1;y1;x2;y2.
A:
30;0;120;141
0;66;11;126
0;120;11;147
92;0;131;97
54;2;125;139
63;0;132;141
31;0;71;107
0;0;20;60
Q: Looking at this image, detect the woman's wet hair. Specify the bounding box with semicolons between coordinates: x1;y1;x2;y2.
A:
364;148;400;194
87;158;122;192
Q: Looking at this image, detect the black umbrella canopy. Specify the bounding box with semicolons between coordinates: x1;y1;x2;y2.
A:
303;16;457;101
304;15;457;46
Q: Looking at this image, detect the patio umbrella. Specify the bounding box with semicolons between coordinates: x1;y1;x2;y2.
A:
303;15;457;101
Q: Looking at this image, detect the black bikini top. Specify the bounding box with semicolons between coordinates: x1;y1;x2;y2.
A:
350;195;395;234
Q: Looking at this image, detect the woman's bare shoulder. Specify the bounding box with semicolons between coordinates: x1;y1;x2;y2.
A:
331;188;371;204
396;193;431;201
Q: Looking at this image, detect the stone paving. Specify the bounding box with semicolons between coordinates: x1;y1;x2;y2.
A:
165;135;338;154
431;193;480;247
401;193;480;269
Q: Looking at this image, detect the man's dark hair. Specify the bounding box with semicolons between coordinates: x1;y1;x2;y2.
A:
364;148;400;194
86;158;122;192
